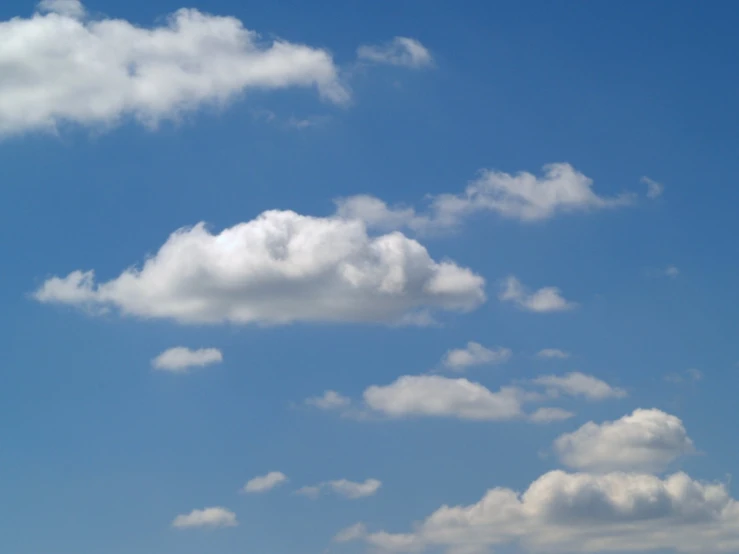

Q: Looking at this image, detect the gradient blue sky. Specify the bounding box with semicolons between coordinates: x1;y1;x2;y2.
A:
2;1;739;554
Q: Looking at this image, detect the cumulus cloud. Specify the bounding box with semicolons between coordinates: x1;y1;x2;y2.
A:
536;348;570;360
499;276;576;313
531;372;626;401
642;176;664;199
242;471;288;494
305;390;352;410
297;478;381;499
665;265;680;278
355;469;739;554
442;342;512;371
336;164;634;232
151;346;223;373
34;210;485;325
363;375;524;421
0;3;349;136
554;409;695;473
357;37;433;68
171;507;237;529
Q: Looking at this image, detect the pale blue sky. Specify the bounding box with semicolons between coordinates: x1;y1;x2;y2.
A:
1;1;739;554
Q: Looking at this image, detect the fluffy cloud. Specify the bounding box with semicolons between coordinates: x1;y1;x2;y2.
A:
334;522;368;542
363;375;524;421
442;342;512;371
531;372;626;401
499;276;576;313
554;409;695;473
34;210;485;325
0;2;348;136
336;163;633;231
665;265;680;278
171;507;237;529
305;390;352;410
357;37;433;68
536;348;570;359
242;471;288;494
151;346;223;373
355;469;739;554
297;478;381;499
642;176;664;199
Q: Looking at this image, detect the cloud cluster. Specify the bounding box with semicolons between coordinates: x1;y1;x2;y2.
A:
310;371;622;423
345;409;736;554
336;163;634;229
151;347;223;373
0;2;351;136
34;210;485;325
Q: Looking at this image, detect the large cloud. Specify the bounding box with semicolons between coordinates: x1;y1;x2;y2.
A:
0;1;348;135
554;409;695;473
34;210;485;325
352;469;739;553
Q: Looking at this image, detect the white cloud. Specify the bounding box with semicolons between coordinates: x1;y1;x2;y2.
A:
499;276;576;313
531;372;626;401
337;164;634;233
356;469;739;554
357;37;433;68
171;507;237;529
305;390;351;410
554;409;695;473
0;3;348;136
642;176;664;199
665;368;703;384
151;346;223;373
529;407;575;423
297;478;381;499
242;471;288;494
536;348;570;360
363;375;524;421
334;522;368;542
34;210;485;325
442;342;512;371
666;265;680;278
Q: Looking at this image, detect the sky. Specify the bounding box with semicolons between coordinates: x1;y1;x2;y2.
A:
1;1;739;553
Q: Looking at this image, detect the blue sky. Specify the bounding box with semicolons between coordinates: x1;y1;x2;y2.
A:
2;1;739;553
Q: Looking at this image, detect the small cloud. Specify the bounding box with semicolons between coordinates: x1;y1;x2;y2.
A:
297;478;381;499
536;349;571;360
642;176;664;199
242;471;288;494
37;0;85;18
442;342;512;371
531;372;626;401
665;368;703;384
171;507;237;529
357;37;433;69
665;265;680;278
334;523;368;543
151;347;223;373
499;276;576;313
305;391;351;410
529;407;575;424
